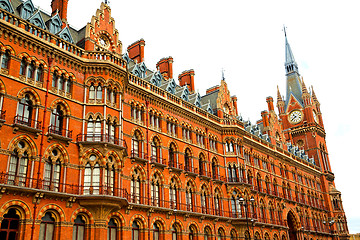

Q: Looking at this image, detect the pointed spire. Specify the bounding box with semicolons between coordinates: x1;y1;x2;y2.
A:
221;68;225;81
284;26;299;75
311;85;319;103
277;85;283;102
301;77;309;94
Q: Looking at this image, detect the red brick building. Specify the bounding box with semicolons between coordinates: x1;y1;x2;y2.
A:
0;1;349;240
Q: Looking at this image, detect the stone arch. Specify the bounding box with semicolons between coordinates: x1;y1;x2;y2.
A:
50;98;71;116
129;214;147;228
0;200;31;220
37;204;65;222
104;150;123;168
131;127;145;140
80;149;103;166
2;44;15;55
70;207;94;224
130;164;147;180
44;143;69;164
8;134;38;157
107;211;126;226
170;217;184;232
151;216;166;230
151;169;165;185
17;87;41;105
287;210;300;240
17;52;31;62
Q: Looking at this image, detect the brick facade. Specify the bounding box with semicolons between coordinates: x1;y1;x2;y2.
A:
0;1;349;240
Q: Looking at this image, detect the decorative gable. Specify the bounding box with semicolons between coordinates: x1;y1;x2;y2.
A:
0;0;14;14
150;72;162;87
131;65;141;78
57;26;74;44
46;14;62;34
28;10;46;29
85;2;122;54
216;79;237;117
18;0;35;19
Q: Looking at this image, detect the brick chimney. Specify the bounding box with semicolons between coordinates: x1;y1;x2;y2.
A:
127;39;145;63
266;96;274;112
261;110;270;128
178;69;195;93
156;57;173;80
51;0;69;22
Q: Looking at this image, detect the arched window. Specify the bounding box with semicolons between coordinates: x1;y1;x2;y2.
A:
186;182;193;211
218;228;225;240
153;222;160;240
8;148;29;187
39;212;55;240
36;64;44;83
104;158;115;195
231;191;241;218
27;61;35;79
89;84;95;100
168;143;176;167
199;154;205;176
16;94;33;126
184;149;192;172
87;116;102;141
132;221;140;240
65;77;72;95
96;84;102;100
58;74;65;91
169;178;178;209
44;157;61;192
50;105;65;135
230;230;237;240
189;225;196;240
105;118;116;143
200;185;209;214
83;156;100;195
131;169;141;204
52;71;58;88
151;174;161;207
172;224;178;240
108;218;118;240
19;57;27;76
132;131;142;158
1;50;10;69
204;227;211;240
0;208;20;239
214;189;221;215
151;137;160;163
212;158;219;180
72;215;85;240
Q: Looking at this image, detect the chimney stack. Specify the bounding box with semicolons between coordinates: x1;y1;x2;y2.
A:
178;69;195;93
266;96;274;112
127;39;145;63
156;57;173;80
51;0;69;22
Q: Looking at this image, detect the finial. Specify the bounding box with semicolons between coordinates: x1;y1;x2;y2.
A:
221;68;225;80
105;0;110;5
283;25;287;37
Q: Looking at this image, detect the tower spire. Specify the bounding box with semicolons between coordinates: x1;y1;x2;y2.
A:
284;26;298;75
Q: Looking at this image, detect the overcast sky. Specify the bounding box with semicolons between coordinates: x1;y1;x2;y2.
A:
33;0;360;234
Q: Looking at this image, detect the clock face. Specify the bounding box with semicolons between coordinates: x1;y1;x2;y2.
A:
98;36;109;48
289;110;303;124
313;110;318;123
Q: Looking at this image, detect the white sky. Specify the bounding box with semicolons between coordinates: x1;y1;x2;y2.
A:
33;0;360;234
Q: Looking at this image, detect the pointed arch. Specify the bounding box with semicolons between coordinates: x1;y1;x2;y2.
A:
0;199;31;220
70;208;94;224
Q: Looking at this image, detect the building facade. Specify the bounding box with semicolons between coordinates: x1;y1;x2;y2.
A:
0;1;349;240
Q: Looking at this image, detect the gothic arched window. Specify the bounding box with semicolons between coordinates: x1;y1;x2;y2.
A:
72;215;85;240
39;212;55;240
16;94;33;126
8;148;29;187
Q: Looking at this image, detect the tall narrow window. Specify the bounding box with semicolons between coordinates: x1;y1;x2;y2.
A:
44;158;61;192
50;105;64;135
83;157;100;195
132;221;140;240
108;218;118;240
96;85;102;100
1;50;10;69
8;149;28;187
0;208;20;240
19;57;27;76
131;170;141;204
151;174;160;207
153;223;159;240
72;215;85;240
89;84;95;100
39;212;55;240
104;160;114;195
36;64;43;82
17;94;33;126
27;61;35;79
172;225;178;240
186;182;193;211
169;178;178;209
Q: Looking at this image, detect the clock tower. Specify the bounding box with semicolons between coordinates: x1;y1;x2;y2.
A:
277;29;330;173
276;31;348;233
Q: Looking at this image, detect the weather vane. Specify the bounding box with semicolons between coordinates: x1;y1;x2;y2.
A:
283;25;287;37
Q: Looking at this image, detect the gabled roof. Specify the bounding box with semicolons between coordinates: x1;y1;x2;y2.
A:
0;0;15;13
28;9;47;29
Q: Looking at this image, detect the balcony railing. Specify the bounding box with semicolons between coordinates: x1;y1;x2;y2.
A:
76;134;127;148
184;165;198;174
150;155;166;165
48;124;72;138
0;172;130;199
14;115;41;129
168;160;183;170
